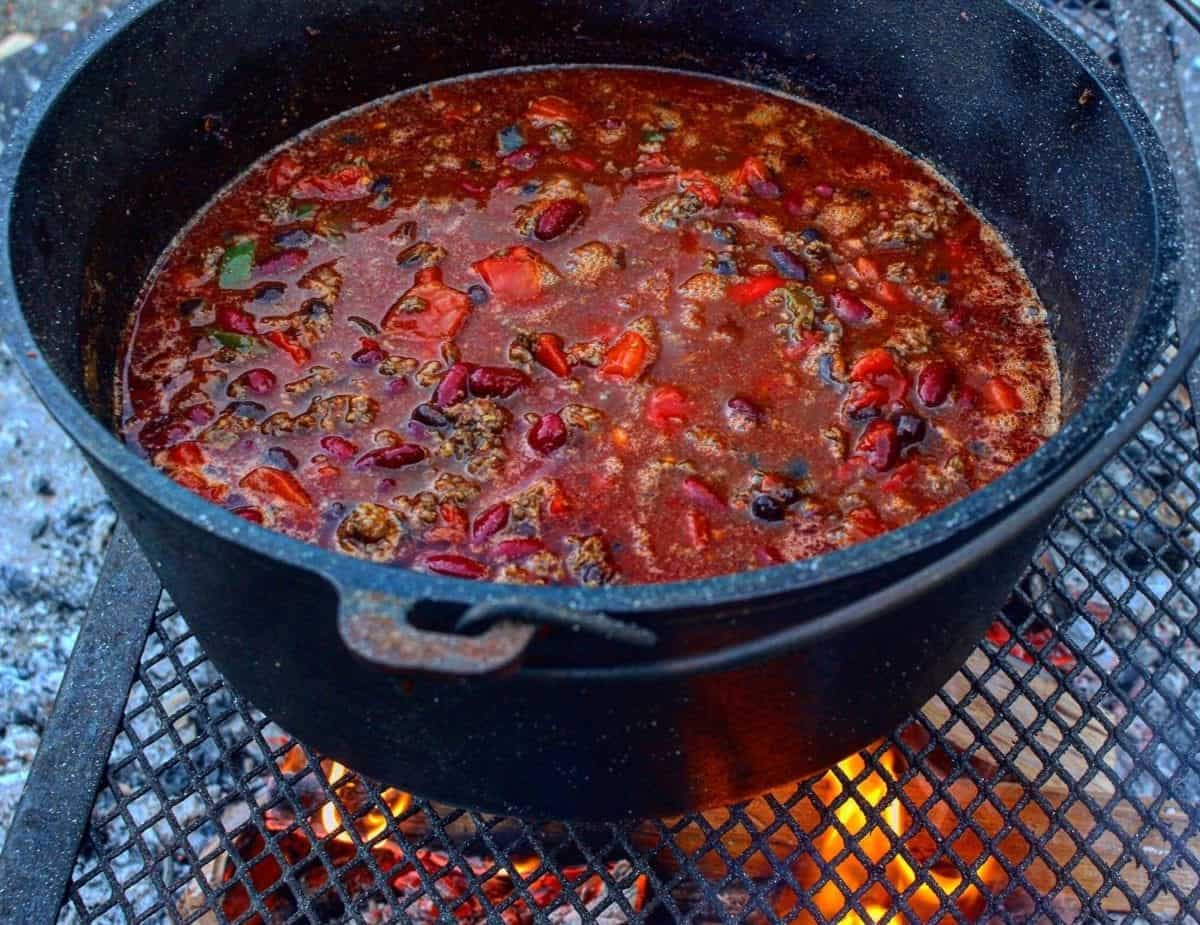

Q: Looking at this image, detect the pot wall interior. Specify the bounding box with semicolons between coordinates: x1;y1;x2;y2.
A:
9;0;1159;435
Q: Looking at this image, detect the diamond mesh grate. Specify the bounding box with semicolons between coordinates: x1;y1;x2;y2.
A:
57;1;1200;922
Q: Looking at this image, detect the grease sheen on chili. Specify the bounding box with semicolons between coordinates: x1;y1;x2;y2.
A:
121;68;1060;587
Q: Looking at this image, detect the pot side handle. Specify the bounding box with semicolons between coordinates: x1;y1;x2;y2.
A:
336;590;657;677
337;589;538;677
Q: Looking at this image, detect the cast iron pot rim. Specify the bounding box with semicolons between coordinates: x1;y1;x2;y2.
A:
0;0;1181;622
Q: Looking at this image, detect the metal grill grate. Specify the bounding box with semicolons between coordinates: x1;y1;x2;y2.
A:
51;1;1200;922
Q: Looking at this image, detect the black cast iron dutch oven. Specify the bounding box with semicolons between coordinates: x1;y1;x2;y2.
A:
0;0;1195;819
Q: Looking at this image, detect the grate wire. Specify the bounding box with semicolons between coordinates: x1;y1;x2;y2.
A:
56;1;1200;922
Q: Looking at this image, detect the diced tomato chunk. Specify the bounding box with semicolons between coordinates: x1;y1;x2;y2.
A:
982;377;1024;411
847;506;888;538
268;155;303;192
599;332;650;379
727;274;786;305
645;385;690;428
381;266;472;339
472;246;554;304
736;156;772;188
855;420;900;471
171;468;228;504
875;280;904;305
678;169;721;208
264;331;311;366
291;165;373;201
239;467;313;509
164;441;205;469
850;348;899;382
532;332;571;378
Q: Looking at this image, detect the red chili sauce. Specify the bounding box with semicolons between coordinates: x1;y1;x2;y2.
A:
121;68;1060;586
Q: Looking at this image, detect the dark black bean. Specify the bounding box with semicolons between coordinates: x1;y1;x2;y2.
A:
412;403;449;428
521;181;542;196
751;494;788;522
847;403;881;422
348;315;380;336
895;414;927;445
370;176;392;194
712;224;738;244
714;254;738;276
178;298;205;318
266;446;299;469
800;227;823;243
935;271;951;285
274;229;312;248
252;283;286;304
767;245;807;280
467;285;489;305
818;354;846;392
227;401;267;420
340;132;365;146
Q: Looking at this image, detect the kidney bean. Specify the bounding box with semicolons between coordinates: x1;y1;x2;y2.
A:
216;305;256;334
494;538;545;561
354;444;427;469
534;199;585;241
469;366;530;398
528;413;567;455
751;494;788;522
351;338;386;366
917;361;955;407
233;368;276;396
726;396;763;426
503;145;543;171
434;362;472;406
319;435;358;461
425;554;488;580
681;475;727;511
472;502;511;543
830;290;873;324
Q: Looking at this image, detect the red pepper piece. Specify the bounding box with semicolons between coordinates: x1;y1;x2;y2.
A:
528;413;567;455
727;274;786;306
847;506;887;538
494;537;546;562
292;164;373;201
319;435;358;462
264;331;311;366
685;509;712;550
471;502;511;543
599;332;649;379
645;385;690;428
354;445;427;470
216;305;256;335
381;266;473;340
439;504;469;536
239;467;312;509
532;333;570;377
678;169;721;208
982;377;1023;411
472;246;553;304
526;95;585;125
424;554;488;580
232;506;264;524
681;475;726;511
855;420;901;472
171;469;228;504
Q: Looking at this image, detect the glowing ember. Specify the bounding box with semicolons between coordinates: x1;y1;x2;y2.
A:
315;759;411;843
790;745;1007;924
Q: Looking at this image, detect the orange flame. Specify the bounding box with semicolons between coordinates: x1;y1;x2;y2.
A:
315;760;412;844
802;747;1004;924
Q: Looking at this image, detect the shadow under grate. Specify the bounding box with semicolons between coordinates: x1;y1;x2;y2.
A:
55;1;1200;923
